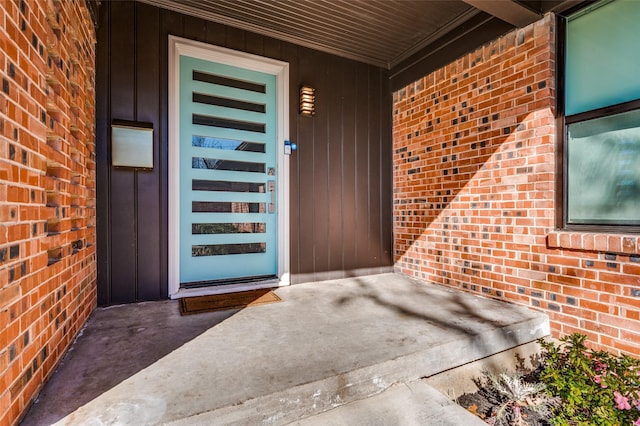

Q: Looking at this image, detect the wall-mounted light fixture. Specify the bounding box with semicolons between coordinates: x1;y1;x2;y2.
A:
299;85;315;116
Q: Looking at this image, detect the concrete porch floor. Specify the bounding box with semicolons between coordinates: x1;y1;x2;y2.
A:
21;273;549;425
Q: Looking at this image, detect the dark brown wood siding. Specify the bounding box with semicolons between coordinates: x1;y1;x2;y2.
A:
96;2;393;305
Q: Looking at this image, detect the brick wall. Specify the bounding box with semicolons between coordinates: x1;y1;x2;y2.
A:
393;14;640;356
0;0;96;424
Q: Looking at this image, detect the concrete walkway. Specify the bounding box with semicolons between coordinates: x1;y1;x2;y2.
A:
21;273;548;425
290;380;485;426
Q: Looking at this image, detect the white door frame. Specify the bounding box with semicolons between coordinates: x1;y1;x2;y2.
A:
168;35;290;298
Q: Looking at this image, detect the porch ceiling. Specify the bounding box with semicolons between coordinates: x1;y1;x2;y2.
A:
139;0;577;68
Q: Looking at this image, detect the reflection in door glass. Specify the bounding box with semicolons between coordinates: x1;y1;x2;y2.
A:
192;201;265;213
192;70;266;93
192;157;265;173
192;223;266;234
192;179;265;193
192;242;266;256
192;135;265;153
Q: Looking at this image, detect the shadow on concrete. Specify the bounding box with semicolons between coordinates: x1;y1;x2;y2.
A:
336;275;531;373
21;300;237;426
20;274;548;425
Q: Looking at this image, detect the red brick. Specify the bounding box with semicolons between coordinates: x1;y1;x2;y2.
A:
594;234;608;252
580;299;618;315
623;263;640;276
563;305;597;321
599;314;640;334
622;237;637;254
0;1;97;424
599;272;640;287
393;12;638;358
622;308;640;321
580;319;620;338
606;336;640;357
561;324;599;343
608;236;623;254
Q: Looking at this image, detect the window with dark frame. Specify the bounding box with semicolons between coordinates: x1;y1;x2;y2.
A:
562;0;640;231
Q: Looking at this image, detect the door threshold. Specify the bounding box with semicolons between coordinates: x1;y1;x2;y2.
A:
171;278;285;299
182;275;278;289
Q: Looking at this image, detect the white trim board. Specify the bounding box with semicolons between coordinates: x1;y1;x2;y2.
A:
168;35;290;298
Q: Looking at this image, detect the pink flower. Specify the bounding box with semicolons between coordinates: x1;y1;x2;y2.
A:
614;391;631;410
593;375;608;388
633;419;640;426
594;361;608;372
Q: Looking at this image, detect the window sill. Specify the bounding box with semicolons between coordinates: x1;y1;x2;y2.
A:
547;231;639;255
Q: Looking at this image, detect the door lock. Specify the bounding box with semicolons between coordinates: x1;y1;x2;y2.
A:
268;180;275;213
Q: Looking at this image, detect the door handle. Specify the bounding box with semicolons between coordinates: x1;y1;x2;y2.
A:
268;180;275;213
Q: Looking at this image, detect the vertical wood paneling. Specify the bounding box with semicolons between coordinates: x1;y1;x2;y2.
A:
135;3;162;300
311;51;330;279
245;31;264;57
326;54;344;279
109;1;137;304
379;72;393;266
341;64;357;273
296;47;316;280
183;14;206;42
97;2;393;303
354;63;370;273
226;26;246;52
205;20;227;46
368;69;382;271
263;37;282;61
96;4;111;305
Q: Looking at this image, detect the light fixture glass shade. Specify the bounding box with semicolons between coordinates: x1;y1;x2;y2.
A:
299;85;315;116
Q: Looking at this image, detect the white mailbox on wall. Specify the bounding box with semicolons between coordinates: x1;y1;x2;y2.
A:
111;122;154;169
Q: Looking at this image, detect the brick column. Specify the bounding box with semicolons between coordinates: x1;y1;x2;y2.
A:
0;0;96;423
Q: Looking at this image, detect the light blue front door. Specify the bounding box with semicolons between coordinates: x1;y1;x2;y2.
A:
179;55;277;286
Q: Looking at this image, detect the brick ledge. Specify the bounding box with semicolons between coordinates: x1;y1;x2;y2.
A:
547;231;639;255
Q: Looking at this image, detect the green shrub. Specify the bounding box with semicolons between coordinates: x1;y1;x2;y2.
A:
538;334;640;426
